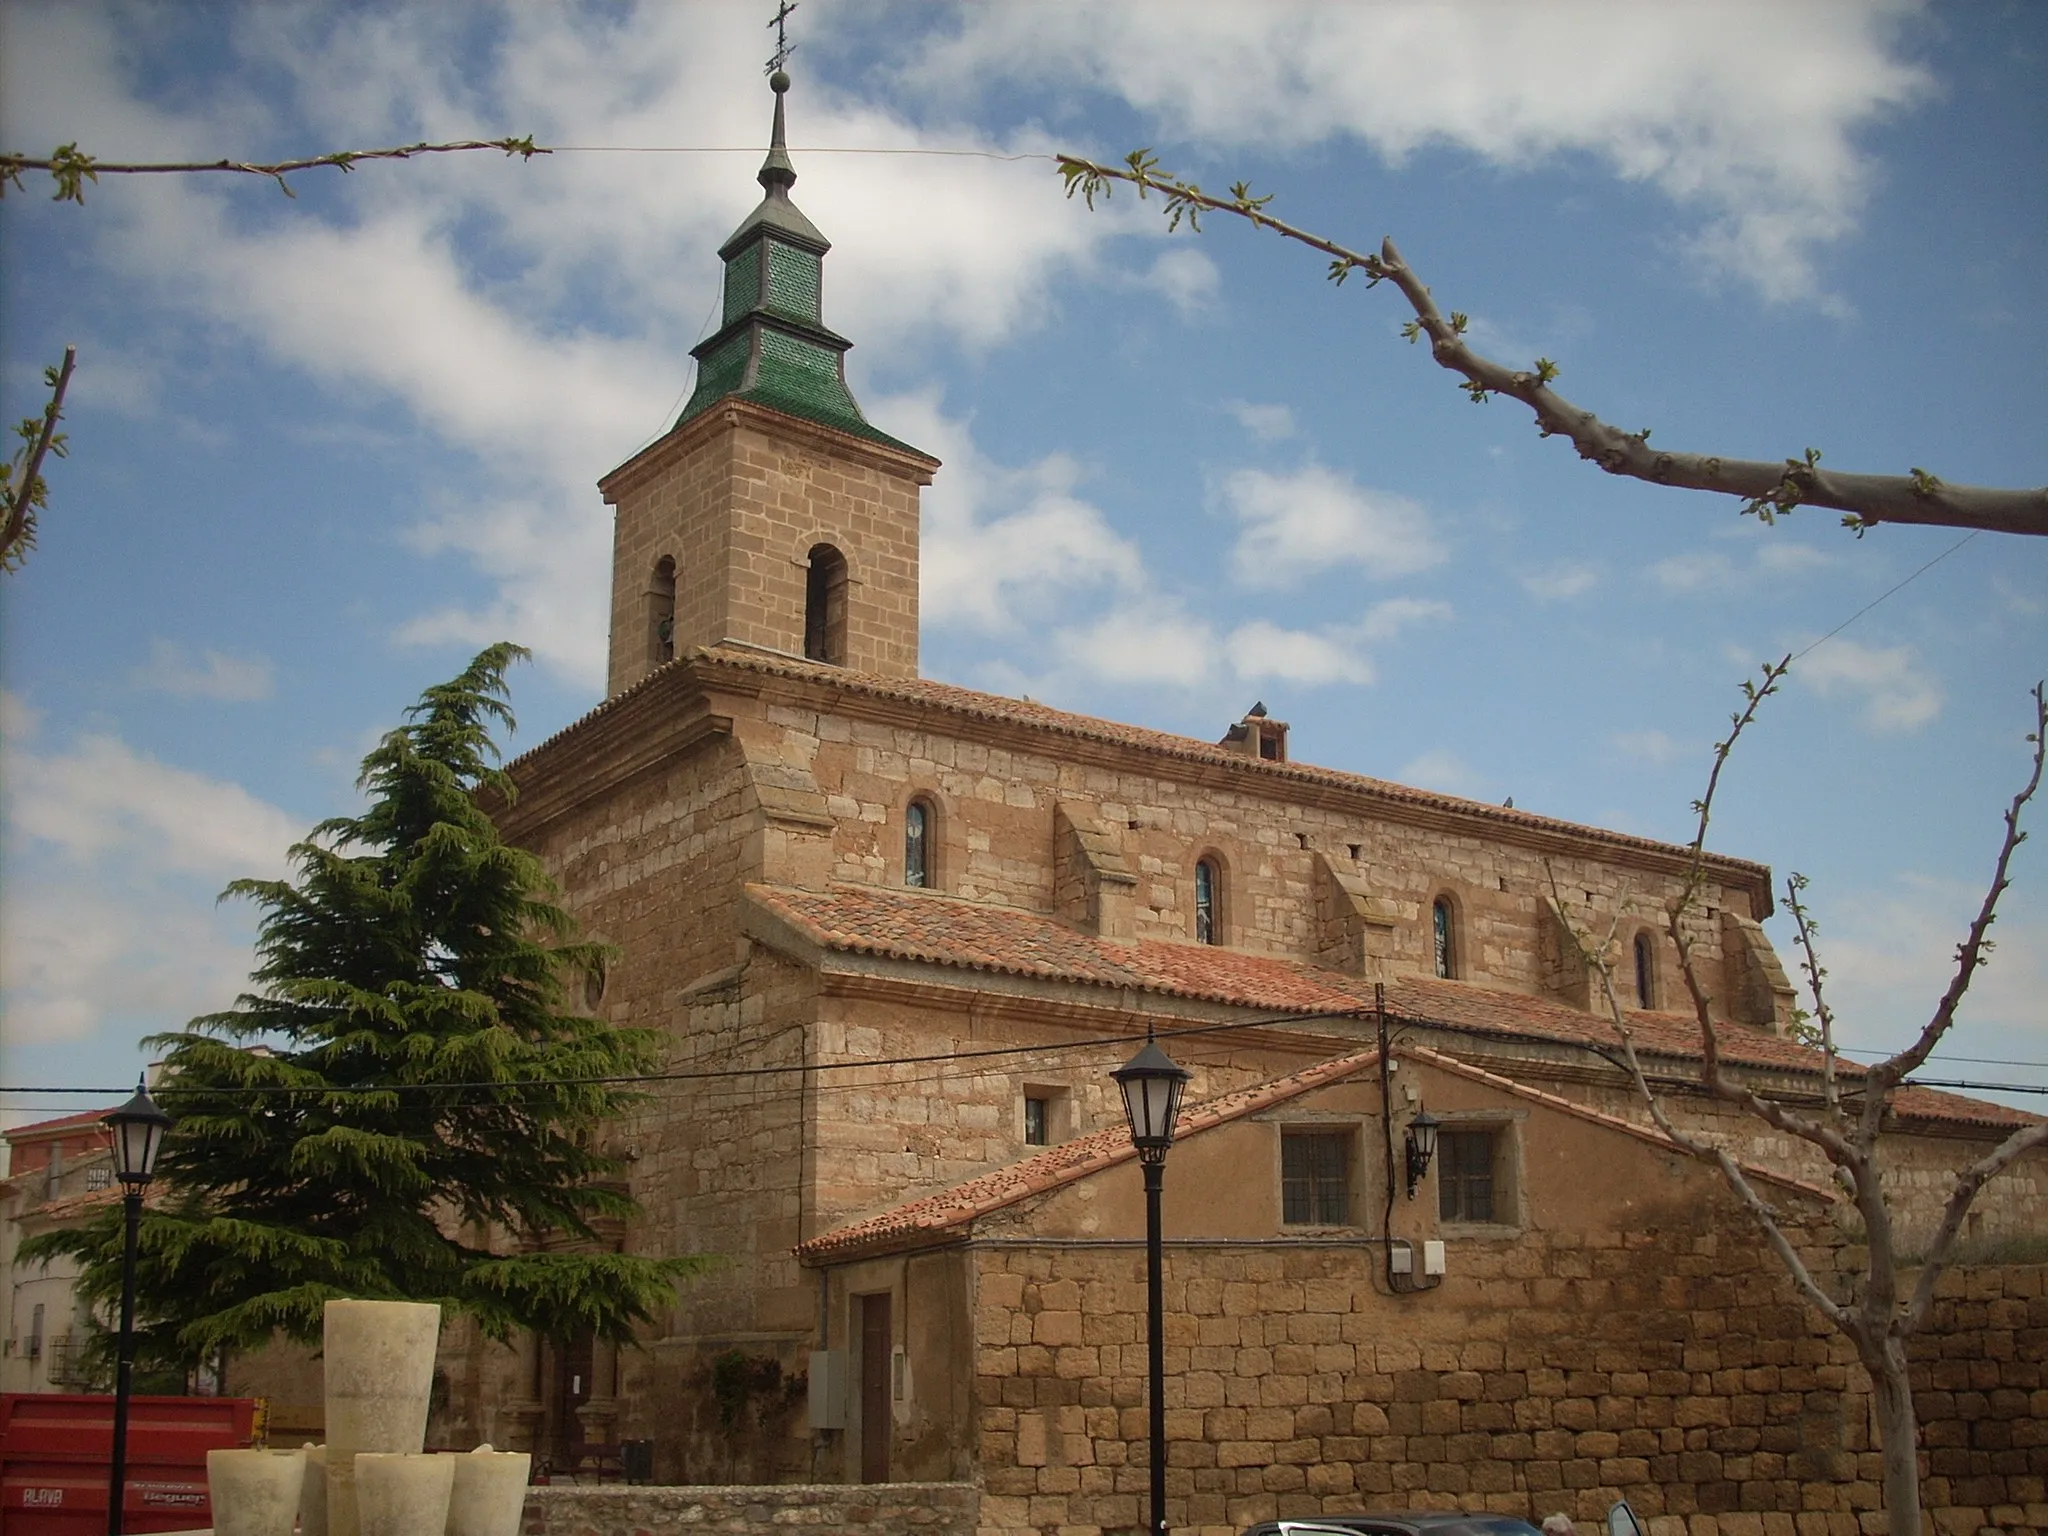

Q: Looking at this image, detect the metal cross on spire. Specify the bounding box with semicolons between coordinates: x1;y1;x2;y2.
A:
765;1;798;75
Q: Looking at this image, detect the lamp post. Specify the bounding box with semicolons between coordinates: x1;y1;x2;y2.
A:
1403;1109;1440;1200
103;1076;171;1536
1113;1037;1190;1536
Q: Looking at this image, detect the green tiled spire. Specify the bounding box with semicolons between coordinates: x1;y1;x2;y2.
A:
679;70;921;456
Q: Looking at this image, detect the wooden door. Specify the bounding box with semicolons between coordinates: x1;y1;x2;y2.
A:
859;1293;891;1483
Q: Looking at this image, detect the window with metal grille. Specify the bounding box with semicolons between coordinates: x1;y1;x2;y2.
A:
85;1165;112;1192
1281;1131;1351;1225
905;800;932;888
1194;859;1220;945
1438;1129;1497;1223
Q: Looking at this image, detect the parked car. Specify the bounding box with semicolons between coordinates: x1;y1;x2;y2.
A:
1251;1499;1646;1536
1246;1516;1541;1536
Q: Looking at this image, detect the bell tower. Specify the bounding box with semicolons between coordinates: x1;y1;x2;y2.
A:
600;69;938;698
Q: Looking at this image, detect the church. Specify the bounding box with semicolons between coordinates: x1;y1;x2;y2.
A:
453;73;2041;1534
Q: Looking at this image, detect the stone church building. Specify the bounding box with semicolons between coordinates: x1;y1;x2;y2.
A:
436;80;2042;1535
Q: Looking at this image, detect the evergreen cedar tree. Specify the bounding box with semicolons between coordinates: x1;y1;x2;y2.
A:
26;644;709;1373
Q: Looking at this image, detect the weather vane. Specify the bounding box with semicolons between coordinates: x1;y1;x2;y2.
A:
766;1;798;75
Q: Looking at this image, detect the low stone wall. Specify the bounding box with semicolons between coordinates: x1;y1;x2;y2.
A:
1912;1265;2046;1536
973;1229;2047;1536
520;1481;978;1536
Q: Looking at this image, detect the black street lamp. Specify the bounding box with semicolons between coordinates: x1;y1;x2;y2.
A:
1113;1038;1190;1536
103;1076;171;1536
1403;1109;1440;1200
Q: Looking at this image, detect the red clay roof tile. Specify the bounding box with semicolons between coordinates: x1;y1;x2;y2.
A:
750;882;2035;1133
796;1040;1836;1265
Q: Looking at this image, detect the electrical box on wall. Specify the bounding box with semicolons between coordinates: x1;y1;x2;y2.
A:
1423;1240;1446;1277
808;1349;847;1429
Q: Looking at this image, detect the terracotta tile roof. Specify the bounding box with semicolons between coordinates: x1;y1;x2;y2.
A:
9;1185;158;1223
507;645;1771;896
797;1042;1834;1265
4;1108;117;1142
749;882;2037;1133
795;1047;1383;1264
1401;1045;1832;1201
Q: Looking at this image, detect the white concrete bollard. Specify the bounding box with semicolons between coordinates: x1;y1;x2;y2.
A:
298;1445;328;1536
353;1453;455;1536
445;1446;531;1536
205;1447;305;1536
323;1300;441;1536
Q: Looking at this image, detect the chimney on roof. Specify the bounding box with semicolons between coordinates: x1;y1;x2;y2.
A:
1220;704;1289;763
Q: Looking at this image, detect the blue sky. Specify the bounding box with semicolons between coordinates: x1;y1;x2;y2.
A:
2;1;2044;1126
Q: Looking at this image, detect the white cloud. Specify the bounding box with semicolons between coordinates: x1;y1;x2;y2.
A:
1225;622;1373;687
1222;464;1446;589
131;639;275;702
6;732;299;882
1521;562;1602;602
1396;748;1490;800
1609;728;1685;766
1053;603;1216;688
0;885;260;1046
910;2;1929;302
1357;596;1453;644
1810;873;2048;1058
1797;638;1942;732
5;4;1156;689
0;722;301;1047
882;392;1145;634
1756;541;1838;577
1146;248;1221;317
1651;538;1833;595
1649;550;1736;592
1223;401;1298;442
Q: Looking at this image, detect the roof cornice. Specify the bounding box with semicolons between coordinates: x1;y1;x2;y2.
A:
597;398;939;510
685;648;1775;911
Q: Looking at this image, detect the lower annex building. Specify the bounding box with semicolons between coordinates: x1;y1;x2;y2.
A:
319;72;2042;1534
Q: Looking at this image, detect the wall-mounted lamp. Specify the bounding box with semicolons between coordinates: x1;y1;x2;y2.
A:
1403;1109;1440;1200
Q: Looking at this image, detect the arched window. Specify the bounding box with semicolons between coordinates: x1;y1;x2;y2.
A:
1633;930;1655;1010
1194;858;1220;945
804;543;848;665
905;799;932;888
1432;897;1456;979
647;556;677;667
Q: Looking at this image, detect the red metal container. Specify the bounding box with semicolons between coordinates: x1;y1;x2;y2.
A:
0;1394;258;1536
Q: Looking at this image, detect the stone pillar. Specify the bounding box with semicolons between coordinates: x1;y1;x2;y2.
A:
574;1338;620;1447
498;1330;543;1455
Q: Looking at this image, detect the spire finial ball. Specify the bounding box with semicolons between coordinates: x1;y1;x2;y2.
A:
770;69;790;93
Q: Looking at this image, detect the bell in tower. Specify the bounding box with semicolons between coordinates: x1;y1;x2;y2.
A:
598;68;939;698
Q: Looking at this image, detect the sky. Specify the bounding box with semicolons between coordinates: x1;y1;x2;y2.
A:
2;0;2044;1130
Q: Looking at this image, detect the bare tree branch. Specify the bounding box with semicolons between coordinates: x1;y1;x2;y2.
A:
2;346;76;573
1867;681;2047;1108
1057;152;2048;539
1542;860;1849;1328
1783;874;1844;1121
1;137;546;203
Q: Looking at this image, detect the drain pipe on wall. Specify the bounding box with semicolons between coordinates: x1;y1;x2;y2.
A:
1377;984;1440;1296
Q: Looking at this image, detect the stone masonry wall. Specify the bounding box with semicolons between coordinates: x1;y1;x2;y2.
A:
521;1480;977;1536
604;410;927;698
1554;1080;2048;1252
970;1220;2046;1536
1912;1266;2047;1536
732;692;1776;1027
